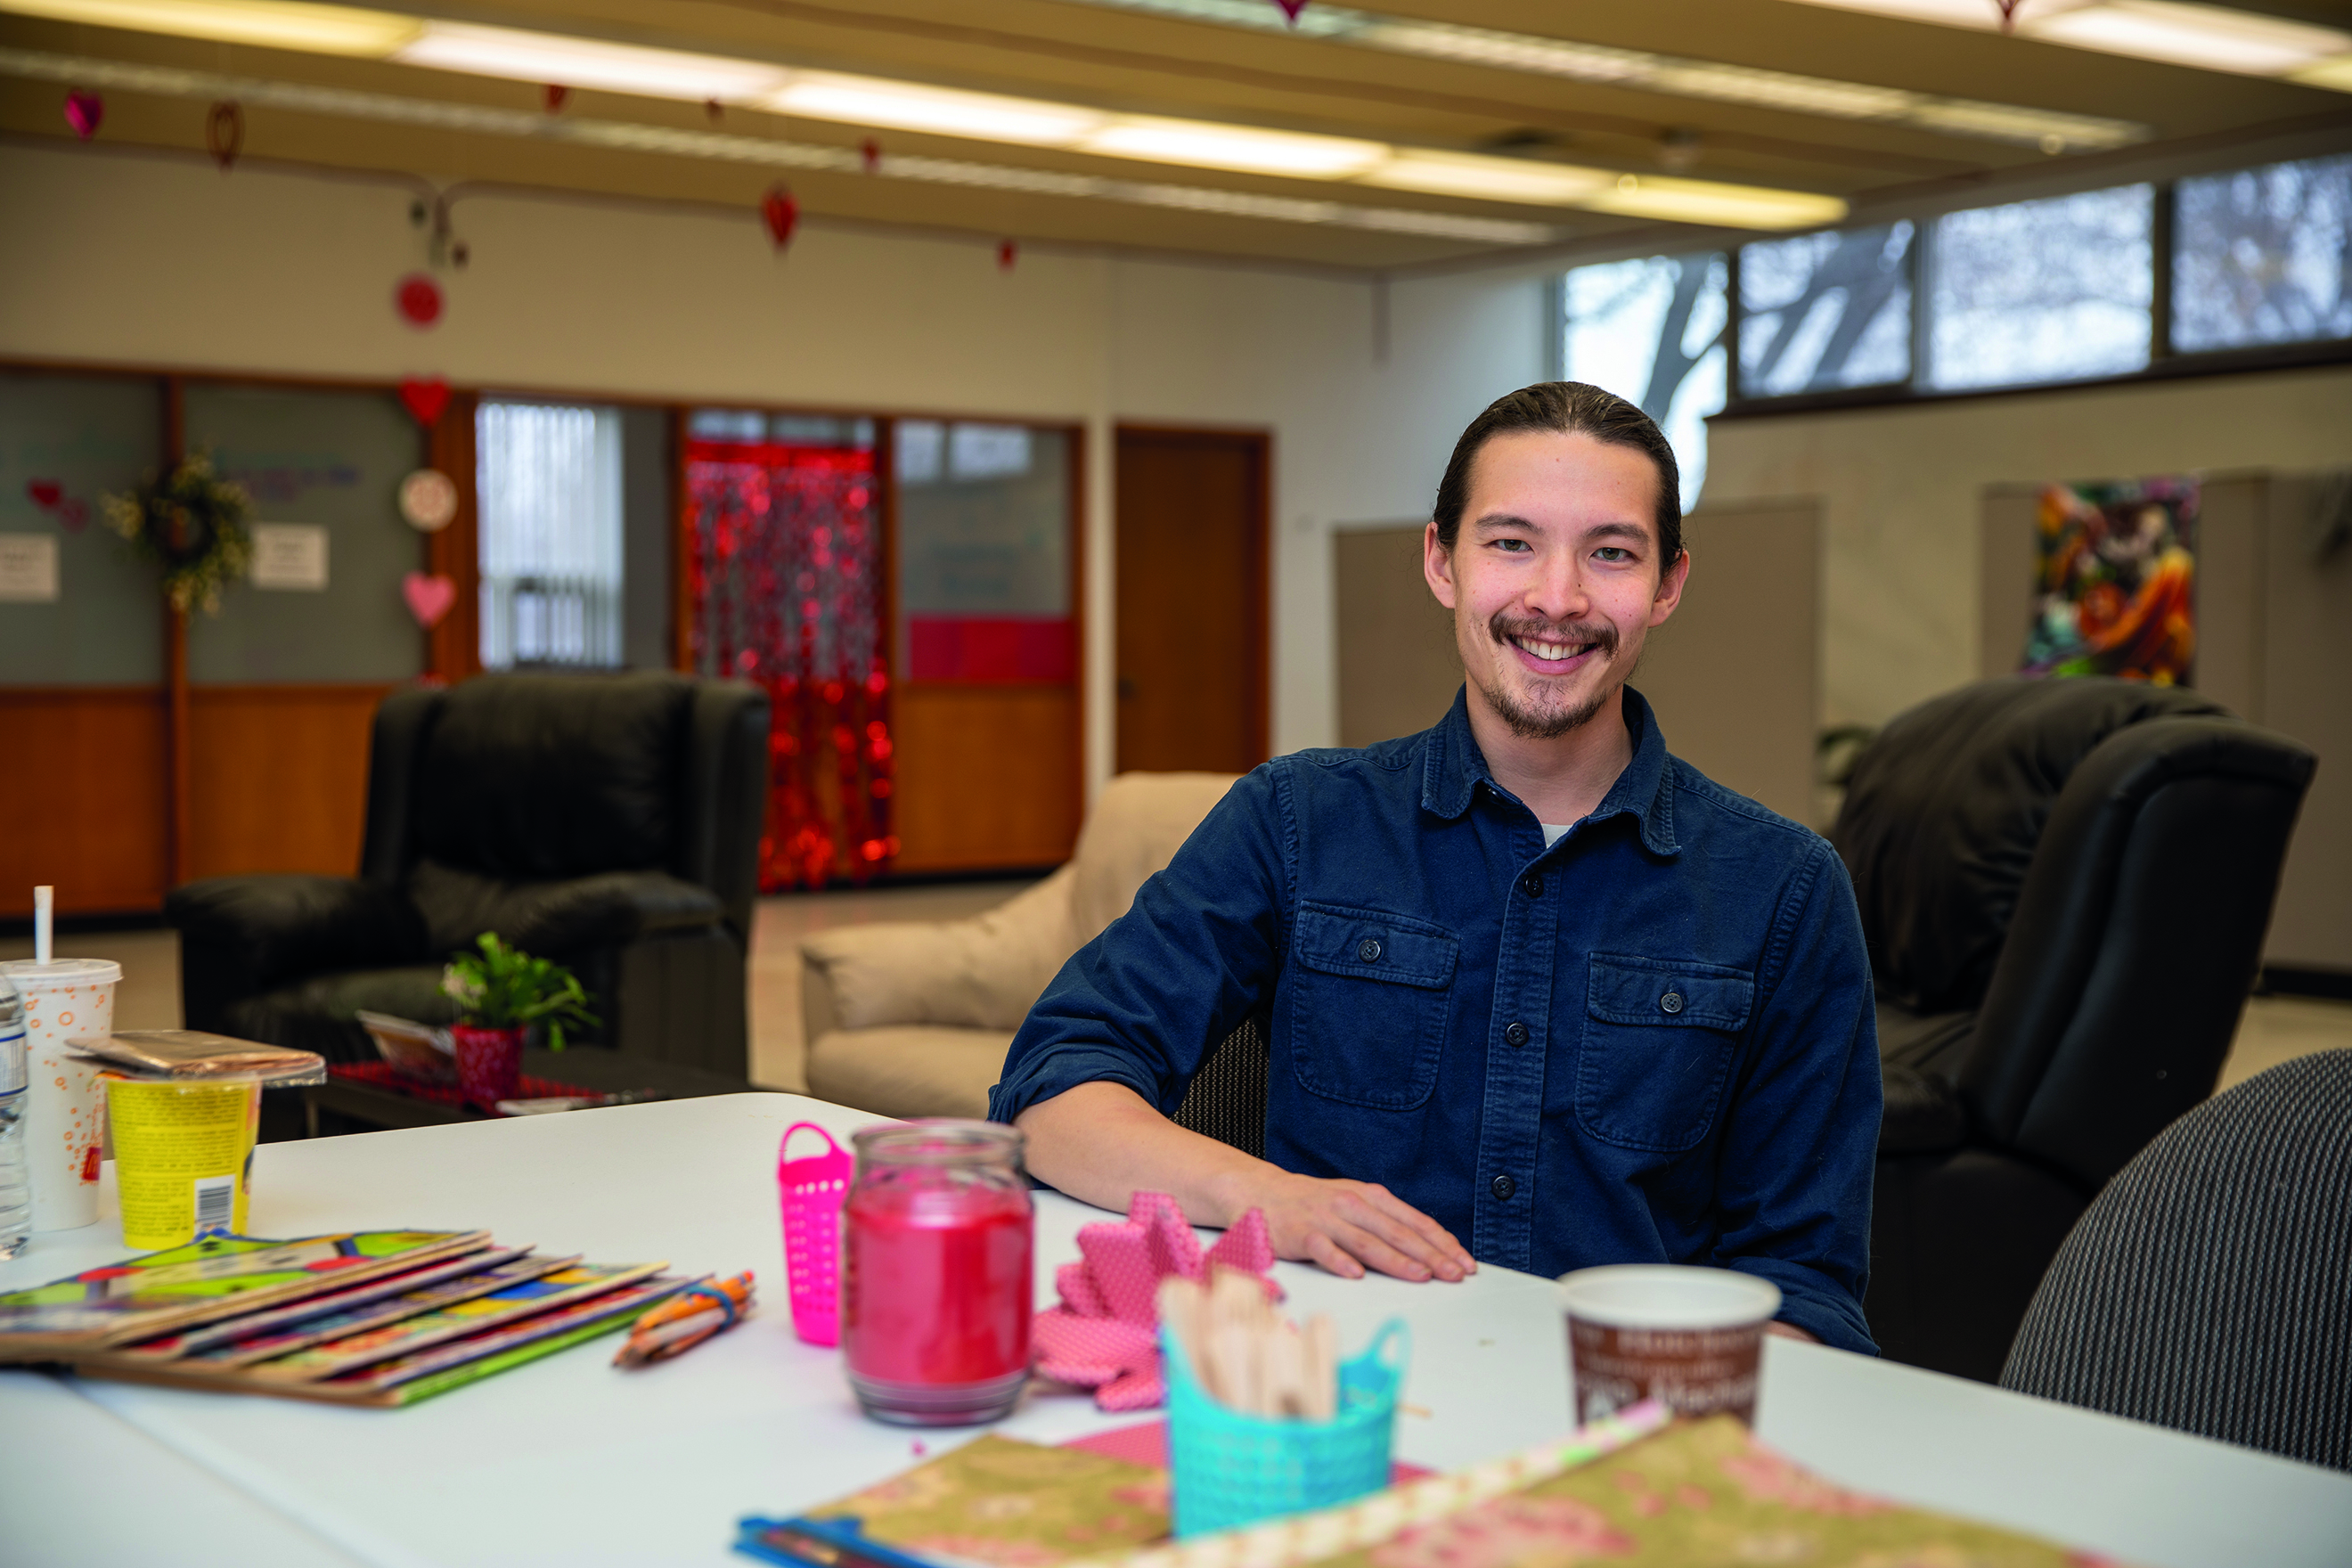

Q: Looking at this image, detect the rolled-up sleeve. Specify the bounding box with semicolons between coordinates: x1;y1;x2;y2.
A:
988;766;1290;1126
1708;840;1882;1355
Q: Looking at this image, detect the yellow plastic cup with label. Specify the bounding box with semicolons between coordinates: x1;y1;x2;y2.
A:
102;1074;262;1250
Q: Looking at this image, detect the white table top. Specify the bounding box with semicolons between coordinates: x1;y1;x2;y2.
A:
2;1092;2347;1568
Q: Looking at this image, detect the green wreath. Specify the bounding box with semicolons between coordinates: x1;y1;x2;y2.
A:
105;451;255;614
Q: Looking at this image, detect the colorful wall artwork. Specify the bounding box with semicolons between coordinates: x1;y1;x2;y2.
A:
2021;476;2198;685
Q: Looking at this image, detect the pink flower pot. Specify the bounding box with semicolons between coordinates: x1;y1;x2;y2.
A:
451;1024;525;1108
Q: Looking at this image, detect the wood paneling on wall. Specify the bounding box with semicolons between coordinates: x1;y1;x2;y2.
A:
891;684;1081;872
0;688;167;916
184;684;389;882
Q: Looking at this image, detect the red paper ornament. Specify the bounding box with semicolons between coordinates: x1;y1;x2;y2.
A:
395;274;444;330
543;84;569;112
705;98;723;122
1270;0;1309;20
762;184;799;251
398;377;451;427
206;101;244;171
997;239;1018;271
62;88;102;140
861;138;881;174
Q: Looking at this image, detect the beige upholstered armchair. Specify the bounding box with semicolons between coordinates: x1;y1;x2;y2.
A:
799;772;1238;1120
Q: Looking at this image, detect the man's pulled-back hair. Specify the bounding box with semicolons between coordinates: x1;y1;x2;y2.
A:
1432;382;1683;568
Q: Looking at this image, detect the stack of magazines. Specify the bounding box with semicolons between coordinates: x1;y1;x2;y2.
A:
0;1229;680;1407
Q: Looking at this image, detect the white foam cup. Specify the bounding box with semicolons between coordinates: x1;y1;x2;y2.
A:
3;958;121;1231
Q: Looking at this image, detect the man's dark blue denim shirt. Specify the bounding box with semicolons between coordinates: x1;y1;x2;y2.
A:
989;686;1880;1353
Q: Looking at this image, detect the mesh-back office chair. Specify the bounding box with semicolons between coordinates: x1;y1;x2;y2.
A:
1836;677;2315;1382
2002;1050;2352;1473
1174;1015;1270;1158
167;673;769;1079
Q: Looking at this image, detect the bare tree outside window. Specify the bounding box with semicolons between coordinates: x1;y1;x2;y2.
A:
478;402;625;670
2174;154;2352;354
1562;252;1727;513
1739;223;1914;396
1928;185;2154;391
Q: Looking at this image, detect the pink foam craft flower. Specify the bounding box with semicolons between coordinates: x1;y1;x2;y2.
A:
1031;1190;1282;1411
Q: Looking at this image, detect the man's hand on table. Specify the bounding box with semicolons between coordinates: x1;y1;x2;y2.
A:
1237;1169;1477;1285
1016;1081;1475;1286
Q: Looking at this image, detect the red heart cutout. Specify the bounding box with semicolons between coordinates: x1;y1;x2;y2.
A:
399;378;450;427
403;571;457;629
27;480;62;509
63;89;102;140
762;184;798;251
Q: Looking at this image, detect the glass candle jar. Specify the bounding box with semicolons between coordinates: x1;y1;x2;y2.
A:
841;1119;1035;1426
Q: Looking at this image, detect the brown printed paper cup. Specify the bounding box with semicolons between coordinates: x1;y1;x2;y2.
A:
1559;1265;1782;1426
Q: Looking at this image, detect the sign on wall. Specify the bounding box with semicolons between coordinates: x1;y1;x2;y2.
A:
0;534;61;602
249;523;330;591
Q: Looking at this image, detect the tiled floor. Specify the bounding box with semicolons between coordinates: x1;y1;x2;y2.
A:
7;916;2345;1102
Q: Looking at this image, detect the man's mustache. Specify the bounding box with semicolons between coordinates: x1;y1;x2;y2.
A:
1485;614;1620;659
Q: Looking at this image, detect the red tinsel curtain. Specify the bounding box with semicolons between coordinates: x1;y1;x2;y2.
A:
685;423;895;891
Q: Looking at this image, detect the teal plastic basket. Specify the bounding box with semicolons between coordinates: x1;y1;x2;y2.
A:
1163;1318;1409;1538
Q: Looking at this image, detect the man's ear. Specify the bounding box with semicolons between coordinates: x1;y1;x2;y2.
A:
1422;520;1458;611
1646;546;1691;629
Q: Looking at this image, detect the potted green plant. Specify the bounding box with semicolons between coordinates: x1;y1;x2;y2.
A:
439;934;598;1108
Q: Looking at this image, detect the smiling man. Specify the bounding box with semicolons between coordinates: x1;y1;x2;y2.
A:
990;382;1879;1353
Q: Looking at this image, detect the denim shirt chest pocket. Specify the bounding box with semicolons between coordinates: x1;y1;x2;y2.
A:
1576;953;1755;1152
1289;902;1458;1111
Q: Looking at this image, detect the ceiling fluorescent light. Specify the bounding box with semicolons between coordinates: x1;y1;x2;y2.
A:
2292;53;2352;92
1587;174;1848;230
1362;151;1611;204
1083;118;1387;178
0;0;418;54
1758;0;2010;29
395;23;787;102
2021;0;2349;75
1353;20;1647;84
764;73;1103;145
1646;63;1914;119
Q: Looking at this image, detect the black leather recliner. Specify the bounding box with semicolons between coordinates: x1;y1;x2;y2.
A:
167;673;770;1079
1835;676;2315;1383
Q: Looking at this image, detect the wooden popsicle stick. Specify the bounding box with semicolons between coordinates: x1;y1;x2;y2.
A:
1303;1314;1337;1421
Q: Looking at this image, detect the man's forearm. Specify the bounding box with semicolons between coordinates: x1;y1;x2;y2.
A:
1013;1081;1272;1227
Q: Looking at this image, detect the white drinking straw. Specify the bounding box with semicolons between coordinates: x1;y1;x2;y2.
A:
33;885;53;967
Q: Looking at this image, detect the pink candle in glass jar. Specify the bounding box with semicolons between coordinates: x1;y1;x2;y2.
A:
841;1120;1033;1425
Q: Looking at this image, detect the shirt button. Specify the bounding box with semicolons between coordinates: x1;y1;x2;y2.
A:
1661;992;1685;1015
1357;937;1383;962
1504;1021;1530;1048
1490;1173;1515;1201
1519;872;1543;899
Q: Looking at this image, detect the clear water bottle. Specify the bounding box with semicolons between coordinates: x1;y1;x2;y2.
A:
0;971;30;1258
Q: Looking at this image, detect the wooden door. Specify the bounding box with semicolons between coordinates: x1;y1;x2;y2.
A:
1115;427;1270;774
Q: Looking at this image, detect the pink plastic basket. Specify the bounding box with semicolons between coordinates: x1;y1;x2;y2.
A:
778;1121;853;1346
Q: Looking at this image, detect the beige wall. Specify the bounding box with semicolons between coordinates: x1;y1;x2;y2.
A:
0;141;1548;779
1705;365;2352;732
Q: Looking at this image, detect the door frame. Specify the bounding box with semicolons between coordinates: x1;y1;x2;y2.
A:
1113;422;1273;768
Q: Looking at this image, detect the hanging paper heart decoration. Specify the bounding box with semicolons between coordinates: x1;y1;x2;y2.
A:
63;89;102;140
997;239;1018;271
1270;0;1309;20
762;184;798;251
398;378;451;428
543;84;569;112
206;100;244;171
27;480;62;509
396;273;444;329
861;137;881;174
402;571;457;628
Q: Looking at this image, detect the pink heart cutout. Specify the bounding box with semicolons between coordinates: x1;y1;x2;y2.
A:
403;571;456;628
64;89;102;140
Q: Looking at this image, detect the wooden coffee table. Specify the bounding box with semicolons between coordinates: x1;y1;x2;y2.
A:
299;1047;769;1136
